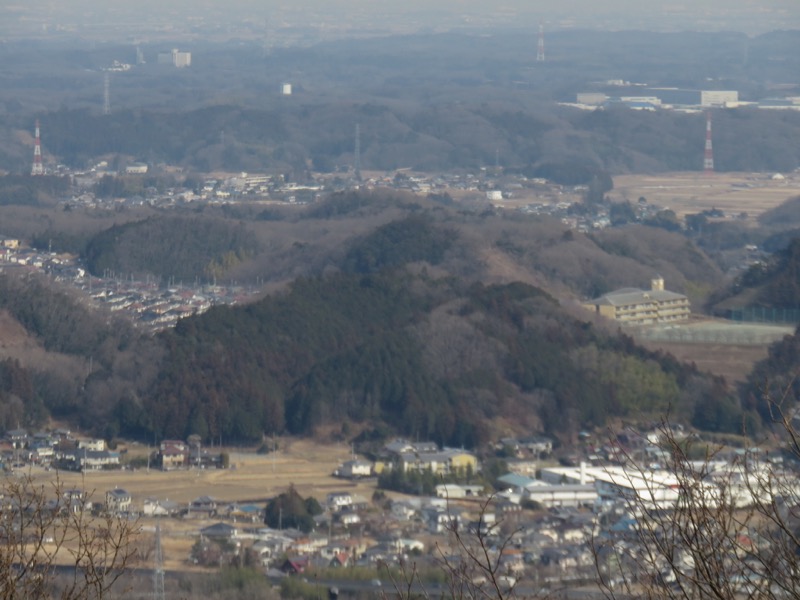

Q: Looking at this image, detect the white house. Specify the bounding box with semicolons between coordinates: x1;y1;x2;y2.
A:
326;492;353;511
336;460;372;479
78;439;106;452
143;498;180;517
339;512;361;526
105;488;132;514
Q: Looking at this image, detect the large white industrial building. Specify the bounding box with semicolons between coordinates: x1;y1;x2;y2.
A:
499;463;741;512
157;49;192;68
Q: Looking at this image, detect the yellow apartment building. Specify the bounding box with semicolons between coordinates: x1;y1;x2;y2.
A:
583;276;690;325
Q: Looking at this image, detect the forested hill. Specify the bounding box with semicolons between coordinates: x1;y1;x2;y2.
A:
741;324;800;419
123;270;738;447
83;216;259;282
4;104;797;177
2;28;799;175
94;202;736;445
711;237;800;311
0;191;738;444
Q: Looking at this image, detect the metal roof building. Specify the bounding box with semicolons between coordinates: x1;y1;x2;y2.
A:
583;276;690;325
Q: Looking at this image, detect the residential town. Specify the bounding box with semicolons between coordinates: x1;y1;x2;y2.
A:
1;166;621;333
0;236;257;331
3;426;796;594
3;160;789;334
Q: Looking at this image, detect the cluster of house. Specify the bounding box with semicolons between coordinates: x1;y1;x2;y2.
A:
0;235;256;332
66;443;789;587
53;152;612;219
198;175;324;204
176;486;602;584
42;488;262;524
494;428;800;535
2;428;122;471
334;439;480;481
188;439;583;581
6;426;788;590
0;238;85;280
0;429;225;473
65;167;322;207
83;279;253;331
156;439;225;470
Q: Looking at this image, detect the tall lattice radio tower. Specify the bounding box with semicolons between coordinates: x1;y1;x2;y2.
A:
536;24;545;62
703;111;715;174
31;120;44;176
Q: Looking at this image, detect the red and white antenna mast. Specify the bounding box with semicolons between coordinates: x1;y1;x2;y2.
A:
536;24;545;62
31;119;44;176
703;111;714;174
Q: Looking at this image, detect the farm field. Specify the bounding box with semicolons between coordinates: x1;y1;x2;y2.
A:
611;172;798;220
25;438;375;507
475;171;797;220
638;340;771;384
631;319;795;383
20;439;381;572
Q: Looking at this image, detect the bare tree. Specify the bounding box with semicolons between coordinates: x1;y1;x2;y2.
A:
593;409;800;600
382;496;535;600
0;474;139;600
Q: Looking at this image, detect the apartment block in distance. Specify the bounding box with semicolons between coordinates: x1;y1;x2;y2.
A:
582;276;690;325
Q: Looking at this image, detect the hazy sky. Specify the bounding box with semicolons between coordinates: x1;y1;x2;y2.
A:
3;0;799;40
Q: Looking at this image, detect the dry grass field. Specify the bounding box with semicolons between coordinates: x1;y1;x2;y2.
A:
472;171;798;221
21;439;381;572
631;319;795;383
28;438;375;506
611;172;798;220
638;340;771;384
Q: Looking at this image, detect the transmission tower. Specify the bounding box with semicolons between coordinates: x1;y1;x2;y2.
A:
31;120;44;176
536;24;545;62
354;123;362;181
703;111;714;174
103;73;111;115
153;519;165;600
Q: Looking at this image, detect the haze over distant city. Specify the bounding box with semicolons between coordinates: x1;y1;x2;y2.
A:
2;0;799;42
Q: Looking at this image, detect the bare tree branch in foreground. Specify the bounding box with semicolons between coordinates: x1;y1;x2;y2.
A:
593;397;800;600
0;474;139;600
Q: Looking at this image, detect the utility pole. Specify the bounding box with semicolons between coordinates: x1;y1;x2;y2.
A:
354;123;362;181
537;24;545;62
704;111;715;174
153;519;165;600
103;72;111;115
